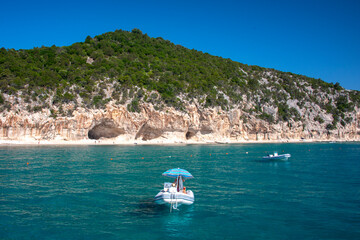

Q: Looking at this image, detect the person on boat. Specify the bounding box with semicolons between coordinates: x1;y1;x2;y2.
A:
169;183;177;193
171;176;186;192
183;186;186;194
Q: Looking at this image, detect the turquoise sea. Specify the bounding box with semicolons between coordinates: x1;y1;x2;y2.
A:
1;143;360;239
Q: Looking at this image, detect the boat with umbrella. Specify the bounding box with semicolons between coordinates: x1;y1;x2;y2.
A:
154;168;194;210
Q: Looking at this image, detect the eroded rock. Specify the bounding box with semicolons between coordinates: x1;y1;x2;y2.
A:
88;118;125;140
135;123;164;141
0;102;359;142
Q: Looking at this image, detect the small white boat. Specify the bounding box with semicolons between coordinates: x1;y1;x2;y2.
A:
154;181;195;206
262;152;291;161
154;168;194;210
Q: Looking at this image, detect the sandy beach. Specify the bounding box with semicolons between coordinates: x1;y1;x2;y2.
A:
0;137;356;146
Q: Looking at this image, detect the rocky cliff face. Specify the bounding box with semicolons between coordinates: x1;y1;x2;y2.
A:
1;101;359;143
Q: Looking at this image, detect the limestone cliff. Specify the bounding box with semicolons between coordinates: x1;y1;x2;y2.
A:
1;101;359;143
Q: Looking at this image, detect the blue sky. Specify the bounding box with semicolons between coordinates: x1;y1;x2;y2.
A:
1;0;359;90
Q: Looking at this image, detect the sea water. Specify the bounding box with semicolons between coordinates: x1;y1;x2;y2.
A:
0;143;360;239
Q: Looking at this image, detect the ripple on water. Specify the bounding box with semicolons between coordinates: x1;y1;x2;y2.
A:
1;143;360;239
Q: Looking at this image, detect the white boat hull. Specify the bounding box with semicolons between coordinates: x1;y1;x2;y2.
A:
262;153;291;161
154;190;194;206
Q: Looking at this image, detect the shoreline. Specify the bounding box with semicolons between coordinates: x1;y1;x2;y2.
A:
0;138;358;146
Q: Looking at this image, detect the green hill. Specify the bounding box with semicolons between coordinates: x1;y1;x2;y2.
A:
0;28;359;129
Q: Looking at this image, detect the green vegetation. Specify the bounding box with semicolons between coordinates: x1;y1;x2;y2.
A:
314;115;324;124
0;28;359;126
277;104;301;122
259;112;274;123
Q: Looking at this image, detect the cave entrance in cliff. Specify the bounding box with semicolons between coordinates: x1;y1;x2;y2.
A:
88;119;125;140
186;131;196;140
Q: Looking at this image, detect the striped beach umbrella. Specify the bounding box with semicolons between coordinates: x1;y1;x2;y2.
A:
162;168;194;179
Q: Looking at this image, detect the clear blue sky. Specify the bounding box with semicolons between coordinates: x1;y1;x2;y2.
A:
1;0;359;90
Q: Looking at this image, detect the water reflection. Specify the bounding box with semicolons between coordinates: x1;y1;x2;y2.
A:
160;205;195;239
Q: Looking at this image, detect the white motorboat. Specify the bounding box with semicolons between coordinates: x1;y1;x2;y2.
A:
262;152;291;161
154;168;194;209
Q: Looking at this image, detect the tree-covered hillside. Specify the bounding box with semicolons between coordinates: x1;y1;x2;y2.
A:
0;29;359;129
